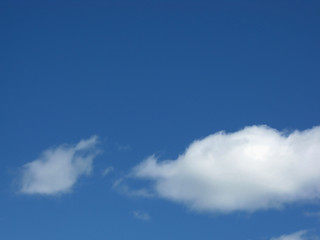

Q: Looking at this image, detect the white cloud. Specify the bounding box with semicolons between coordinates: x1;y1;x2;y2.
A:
20;136;99;195
132;125;320;212
132;210;150;221
271;230;312;240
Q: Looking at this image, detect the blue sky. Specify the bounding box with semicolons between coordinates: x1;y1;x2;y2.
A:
1;1;320;239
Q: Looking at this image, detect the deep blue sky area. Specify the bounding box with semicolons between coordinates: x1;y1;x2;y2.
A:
1;1;320;240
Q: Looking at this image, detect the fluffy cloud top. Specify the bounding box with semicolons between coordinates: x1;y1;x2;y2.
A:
20;136;99;195
132;125;320;212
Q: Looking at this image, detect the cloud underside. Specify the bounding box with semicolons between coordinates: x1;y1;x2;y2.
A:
132;125;320;212
20;136;99;195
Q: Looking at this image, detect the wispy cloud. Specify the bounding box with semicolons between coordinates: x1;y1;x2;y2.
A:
20;136;100;195
115;143;132;151
304;211;320;218
132;210;150;221
131;125;320;212
270;230;316;240
102;166;114;176
112;178;154;198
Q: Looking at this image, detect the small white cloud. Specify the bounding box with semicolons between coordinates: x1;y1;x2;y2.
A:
132;125;320;213
132;210;150;221
112;178;154;198
102;166;114;176
271;230;310;240
20;136;99;195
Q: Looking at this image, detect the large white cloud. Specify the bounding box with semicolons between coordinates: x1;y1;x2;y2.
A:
132;125;320;212
20;136;99;195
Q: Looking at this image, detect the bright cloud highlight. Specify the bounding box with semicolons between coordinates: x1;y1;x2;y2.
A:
132;125;320;212
20;136;99;195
